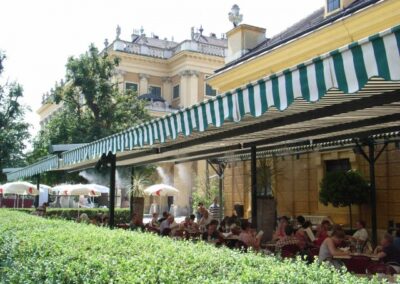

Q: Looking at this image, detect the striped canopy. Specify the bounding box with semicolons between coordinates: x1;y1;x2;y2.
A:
7;156;59;181
7;25;400;180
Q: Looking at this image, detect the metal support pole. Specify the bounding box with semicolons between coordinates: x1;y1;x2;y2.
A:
251;145;257;227
368;142;378;246
218;163;224;222
109;152;116;229
130;166;135;219
35;174;40;208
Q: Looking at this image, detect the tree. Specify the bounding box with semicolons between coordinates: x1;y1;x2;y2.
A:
28;44;149;163
319;170;370;230
0;52;30;182
53;44;149;141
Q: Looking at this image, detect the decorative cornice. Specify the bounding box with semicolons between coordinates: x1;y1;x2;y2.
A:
139;73;150;80
162;77;172;83
179;70;199;77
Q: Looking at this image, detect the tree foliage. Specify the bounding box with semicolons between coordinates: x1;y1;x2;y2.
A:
0;52;30;182
28;44;149;163
319;170;370;207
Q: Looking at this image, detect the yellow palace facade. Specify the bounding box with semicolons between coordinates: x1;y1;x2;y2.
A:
207;0;400;232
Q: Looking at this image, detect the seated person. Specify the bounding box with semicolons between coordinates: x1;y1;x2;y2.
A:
159;215;178;236
295;215;306;230
272;216;289;241
158;211;169;224
130;213;144;231
349;220;368;243
36;202;49;217
238;221;261;251
202;220;222;244
394;228;400;251
198;209;212;232
373;233;400;273
314;220;331;247
218;216;231;233
318;229;349;269
295;221;313;249
276;225;300;252
149;213;160;228
180;214;198;233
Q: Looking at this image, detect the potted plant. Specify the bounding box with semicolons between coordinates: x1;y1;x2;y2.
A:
319;170;370;230
128;172;149;222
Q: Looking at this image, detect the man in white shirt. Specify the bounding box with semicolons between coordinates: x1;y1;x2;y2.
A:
160;215;178;236
351;220;368;242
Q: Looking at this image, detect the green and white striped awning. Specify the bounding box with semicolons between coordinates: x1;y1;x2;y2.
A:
61;25;400;166
6;155;59;181
7;24;400;179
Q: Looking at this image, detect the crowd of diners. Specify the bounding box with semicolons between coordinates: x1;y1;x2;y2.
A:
271;216;400;272
72;205;400;274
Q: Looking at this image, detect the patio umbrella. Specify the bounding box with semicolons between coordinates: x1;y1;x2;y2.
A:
85;184;109;194
52;184;106;196
0;181;39;195
0;181;38;208
144;184;179;214
144;184;179;196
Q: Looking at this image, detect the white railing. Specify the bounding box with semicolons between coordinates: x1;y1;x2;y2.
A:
145;104;177;113
175;40;227;57
113;40;226;59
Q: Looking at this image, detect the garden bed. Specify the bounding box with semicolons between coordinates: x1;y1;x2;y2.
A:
0;210;385;283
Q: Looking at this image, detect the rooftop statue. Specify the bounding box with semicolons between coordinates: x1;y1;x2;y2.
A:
228;4;243;27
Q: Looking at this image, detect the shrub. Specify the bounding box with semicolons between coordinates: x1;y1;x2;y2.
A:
0;210;385;283
15;208;131;223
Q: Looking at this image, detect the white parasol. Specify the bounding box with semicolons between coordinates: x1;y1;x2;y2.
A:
52;184;102;196
144;184;179;196
0;181;39;208
0;181;39;195
144;184;179;214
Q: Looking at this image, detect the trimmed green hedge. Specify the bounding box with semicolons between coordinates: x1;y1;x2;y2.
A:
0;210;385;283
15;208;131;223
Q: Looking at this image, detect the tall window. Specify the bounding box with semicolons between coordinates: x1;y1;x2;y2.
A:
325;159;350;173
125;82;138;93
173;85;180;99
149;86;161;97
205;83;217;97
327;0;340;12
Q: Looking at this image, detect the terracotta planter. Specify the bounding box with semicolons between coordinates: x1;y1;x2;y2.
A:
257;197;277;243
131;196;144;222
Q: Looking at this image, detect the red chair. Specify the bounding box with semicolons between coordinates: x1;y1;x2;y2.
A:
344;255;370;274
308;246;320;258
366;263;397;275
281;244;300;258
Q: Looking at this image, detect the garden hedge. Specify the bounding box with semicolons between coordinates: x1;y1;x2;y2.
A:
15;208;131;223
0;210;387;283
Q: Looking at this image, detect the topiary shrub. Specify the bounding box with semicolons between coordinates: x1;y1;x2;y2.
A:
320;170;370;229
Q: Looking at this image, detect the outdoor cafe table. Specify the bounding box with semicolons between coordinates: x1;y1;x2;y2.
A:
333;253;380;261
333;253;380;274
